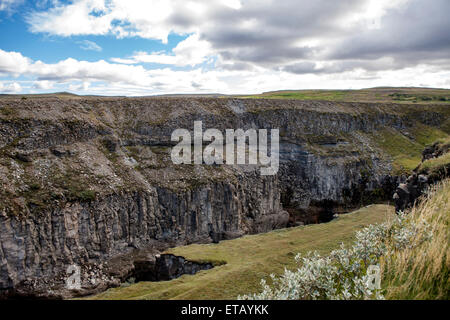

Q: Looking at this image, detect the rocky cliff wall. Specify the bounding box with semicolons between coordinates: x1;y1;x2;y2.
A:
0;169;285;297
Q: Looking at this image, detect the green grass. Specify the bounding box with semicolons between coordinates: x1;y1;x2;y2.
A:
370;126;449;174
371;129;423;174
382;179;449;300
389;92;449;103
412;124;449;147
239;88;450;104
420;152;450;172
75;189;96;202
87;204;394;300
440;118;450;134
244;90;349;101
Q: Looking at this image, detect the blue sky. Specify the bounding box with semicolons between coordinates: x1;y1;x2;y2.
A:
0;13;187;63
0;0;449;96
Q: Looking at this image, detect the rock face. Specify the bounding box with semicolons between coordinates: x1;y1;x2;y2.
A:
278;142;390;223
0;171;284;298
393;174;429;213
422;141;449;161
0;97;448;298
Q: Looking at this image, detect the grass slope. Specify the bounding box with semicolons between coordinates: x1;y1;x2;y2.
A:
369;126;449;174
421;153;450;172
88;204;394;300
418;137;450;174
382;179;449;299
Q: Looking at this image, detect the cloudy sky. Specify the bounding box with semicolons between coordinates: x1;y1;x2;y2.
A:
0;0;449;96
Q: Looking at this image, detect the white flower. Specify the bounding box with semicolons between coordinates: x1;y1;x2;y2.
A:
239;211;433;300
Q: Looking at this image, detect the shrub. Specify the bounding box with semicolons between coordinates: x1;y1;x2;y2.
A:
29;183;41;191
239;185;443;300
75;190;96;202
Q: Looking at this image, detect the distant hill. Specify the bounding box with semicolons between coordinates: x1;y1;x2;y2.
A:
239;87;450;104
1;87;449;104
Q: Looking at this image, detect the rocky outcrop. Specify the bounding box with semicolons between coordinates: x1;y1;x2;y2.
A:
393;174;429;213
0;97;448;298
394;141;450;213
422;141;450;161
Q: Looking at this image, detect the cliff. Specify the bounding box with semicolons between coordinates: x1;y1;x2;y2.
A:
0;97;448;298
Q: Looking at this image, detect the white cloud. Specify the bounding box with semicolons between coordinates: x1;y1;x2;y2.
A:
69;81;90;92
220;0;242;10
0;50;152;86
0;0;23;11
0;81;22;93
26;0;111;37
78;40;102;52
25;0;245;42
112;34;212;67
32;80;54;90
1;47;449;96
0;49;31;75
342;0;409;29
2;0;450;97
21;0;450;86
110;58;138;65
25;0;450;74
26;0;180;42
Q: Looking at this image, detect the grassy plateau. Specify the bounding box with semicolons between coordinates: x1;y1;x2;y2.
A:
240;87;450;104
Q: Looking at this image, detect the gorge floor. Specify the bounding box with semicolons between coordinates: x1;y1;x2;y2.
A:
86;204;395;300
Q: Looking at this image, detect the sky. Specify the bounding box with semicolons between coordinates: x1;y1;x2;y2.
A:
0;0;449;96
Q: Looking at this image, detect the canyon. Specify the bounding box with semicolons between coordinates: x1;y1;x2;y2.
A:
0;96;448;298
